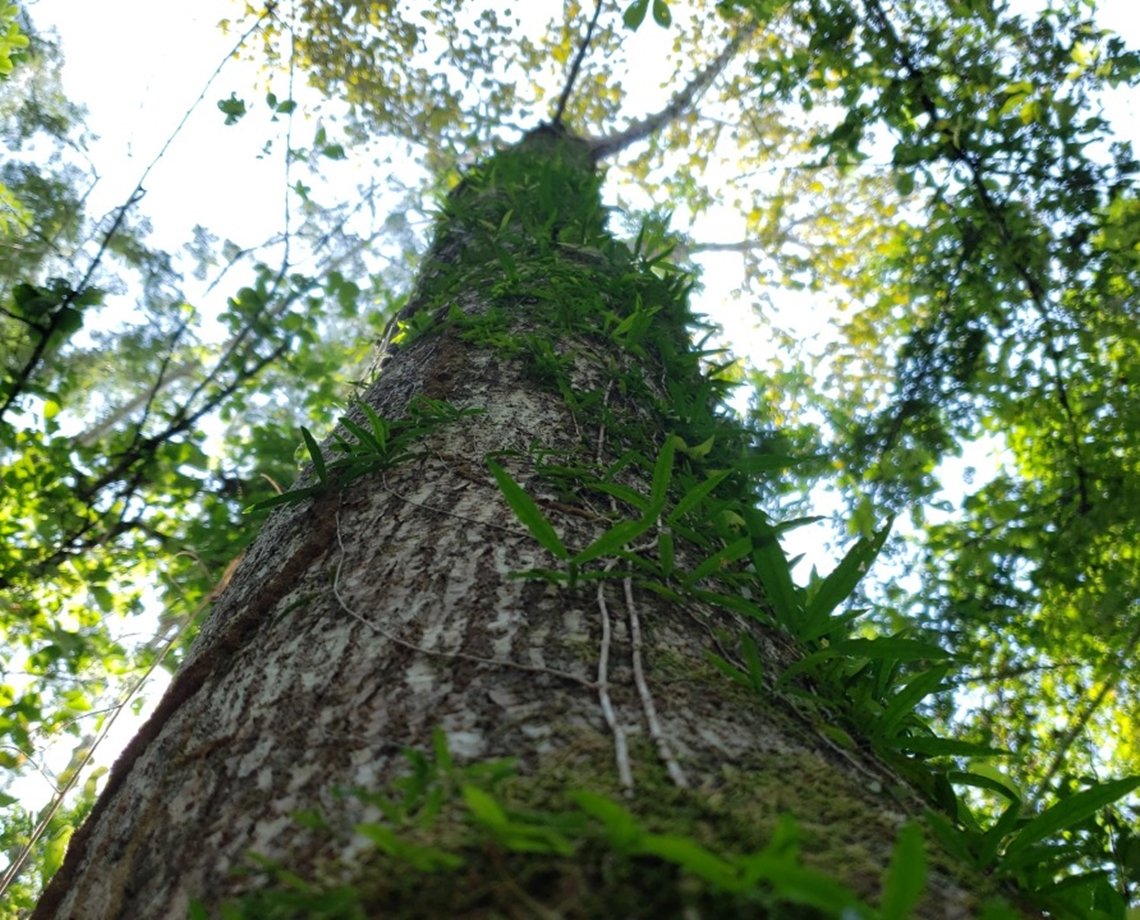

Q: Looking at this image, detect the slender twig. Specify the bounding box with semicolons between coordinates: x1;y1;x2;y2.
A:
552;0;605;127
588;382;633;790
595;568;634;792
624;574;688;788
0;746;60;795
587;21;757;160
281;1;298;271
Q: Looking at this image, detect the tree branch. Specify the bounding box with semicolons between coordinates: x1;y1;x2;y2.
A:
587;21;757;161
552;0;605;128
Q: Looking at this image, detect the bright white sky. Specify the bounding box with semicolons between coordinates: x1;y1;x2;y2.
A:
9;0;1140;847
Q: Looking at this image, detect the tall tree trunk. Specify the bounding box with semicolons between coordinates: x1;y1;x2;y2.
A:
35;126;989;918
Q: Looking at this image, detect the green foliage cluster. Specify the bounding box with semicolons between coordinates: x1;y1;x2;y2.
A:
0;11;396;907
494;411;1139;916
207;731;938;920
252;395;481;510
704;0;1140;881
0;3;26;77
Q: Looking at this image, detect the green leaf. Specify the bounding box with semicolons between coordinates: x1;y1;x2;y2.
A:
0;2;29;77
890;736;1009;758
487;458;568;559
623;0;650;29
819;724;856;749
746;511;801;627
740;634;764;692
666;469;731;525
90;584;114;613
572;516;654;565
355;822;464;870
801;521;891;640
736;851;863;911
40;825;73;886
683;535;752;586
679;434;715;458
948;768;1021;803
53;305;83;338
779;638;953;686
894;170;915;196
1002;776;1140;860
881;822;925;919
975;900;1026;920
829;637;953;661
688;587;772;623
706;650;752;689
571;791;641;848
652;0;672;27
12;281;56;318
462;784;507;829
300;426;327;483
338;416;383;454
217;92;247;125
431;727;453;774
247;485;319;511
588;480;651;513
638;833;737;888
978;801;1022;868
924;809;977;865
360;403;389;451
875;666;949;741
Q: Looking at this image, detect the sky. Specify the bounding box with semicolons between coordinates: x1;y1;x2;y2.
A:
8;0;1140;862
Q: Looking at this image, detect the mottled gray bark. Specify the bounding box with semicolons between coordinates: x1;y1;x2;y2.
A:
34;129;986;919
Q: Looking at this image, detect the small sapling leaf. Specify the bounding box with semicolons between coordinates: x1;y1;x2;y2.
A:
300;426;327;483
572;517;653;565
880;822;926;919
217;92;247;125
462;785;507;829
801;520;891;640
1001;775;1140;861
487;458;569;559
667;468;731;525
623;0;650;29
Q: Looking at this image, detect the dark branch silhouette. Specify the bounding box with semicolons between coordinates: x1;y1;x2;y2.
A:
552;0;605;128
587;21;757;160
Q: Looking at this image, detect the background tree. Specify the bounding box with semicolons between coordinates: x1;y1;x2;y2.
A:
0;7;397;908
1;0;1138;915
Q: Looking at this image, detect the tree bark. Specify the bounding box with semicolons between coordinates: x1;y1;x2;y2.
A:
34;125;990;919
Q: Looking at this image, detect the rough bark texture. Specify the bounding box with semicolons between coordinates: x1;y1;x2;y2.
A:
35;126;992;919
